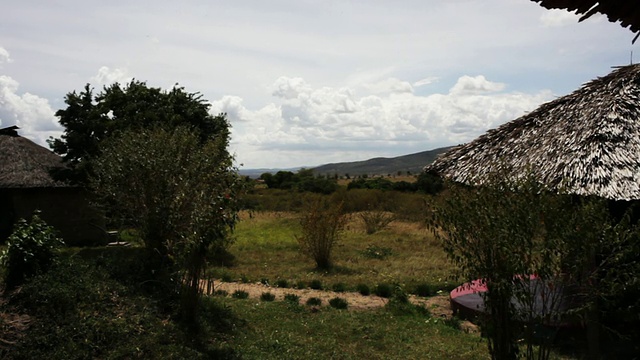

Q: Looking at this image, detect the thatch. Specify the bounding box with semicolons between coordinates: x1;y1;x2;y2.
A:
427;64;640;201
0;127;69;188
531;0;640;41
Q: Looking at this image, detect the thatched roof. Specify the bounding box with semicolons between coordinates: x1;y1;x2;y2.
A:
427;64;640;201
531;0;640;41
0;126;69;188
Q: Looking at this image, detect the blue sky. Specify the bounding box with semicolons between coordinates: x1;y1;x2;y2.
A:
0;1;637;169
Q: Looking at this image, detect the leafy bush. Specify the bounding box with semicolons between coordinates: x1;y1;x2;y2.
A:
221;273;233;282
360;210;395;234
306;297;322;306
275;279;289;288
356;283;371;296
284;294;300;304
1;211;64;289
309;279;323;290
296;199;347;269
412;283;434;297
329;297;348;310
295;280;307;289
260;292;276;302
260;278;270;286
232;290;249;299
214;290;229;297
374;283;393;298
332;283;347;292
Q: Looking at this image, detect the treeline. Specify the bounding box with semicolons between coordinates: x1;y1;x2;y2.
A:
259;169;443;195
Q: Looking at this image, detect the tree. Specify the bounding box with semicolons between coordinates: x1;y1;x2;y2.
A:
90;126;244;323
49;80;229;184
430;173;640;360
296;198;347;269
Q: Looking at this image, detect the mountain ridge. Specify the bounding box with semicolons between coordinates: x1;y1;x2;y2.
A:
238;146;455;178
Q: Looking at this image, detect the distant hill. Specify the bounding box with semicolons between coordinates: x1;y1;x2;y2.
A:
311;146;455;176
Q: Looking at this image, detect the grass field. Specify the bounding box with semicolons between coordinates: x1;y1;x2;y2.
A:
211;210;459;295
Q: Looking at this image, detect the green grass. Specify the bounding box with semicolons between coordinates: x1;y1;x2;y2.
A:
221;299;488;359
225;211;458;293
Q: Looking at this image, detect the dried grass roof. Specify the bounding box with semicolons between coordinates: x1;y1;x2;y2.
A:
531;0;640;41
0;128;69;188
427;64;640;201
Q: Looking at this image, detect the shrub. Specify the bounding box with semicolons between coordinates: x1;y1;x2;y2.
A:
240;274;250;283
329;297;348;310
232;290;249;299
332;283;347;292
275;279;289;288
360;210;395;234
284;294;300;304
295;280;307;289
214;289;229;297
296;198;347;269
1;211;64;289
260;278;270;286
413;283;434;297
356;283;371;296
309;279;323;290
221;273;233;282
306;297;322;306
374;283;393;298
260;292;275;302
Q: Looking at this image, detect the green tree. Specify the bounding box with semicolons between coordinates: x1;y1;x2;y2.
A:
430;173;640;359
90;126;244;323
49;80;229;184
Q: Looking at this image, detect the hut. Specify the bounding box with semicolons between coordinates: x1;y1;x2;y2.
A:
427;64;640;202
0;126;104;245
530;0;640;42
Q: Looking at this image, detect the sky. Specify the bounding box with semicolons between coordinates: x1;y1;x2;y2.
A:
1;1;638;169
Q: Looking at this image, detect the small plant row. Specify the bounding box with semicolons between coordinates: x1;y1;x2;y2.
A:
220;290;348;310
212;272;456;298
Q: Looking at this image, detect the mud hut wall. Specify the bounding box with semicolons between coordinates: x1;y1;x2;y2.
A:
7;188;106;246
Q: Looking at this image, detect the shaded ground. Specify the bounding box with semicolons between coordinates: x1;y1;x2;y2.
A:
212;280;479;333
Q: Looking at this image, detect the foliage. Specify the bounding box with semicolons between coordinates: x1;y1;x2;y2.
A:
359;209;395;234
1;211;64;289
232;290;249;299
328;297;348;309
332;282;347;292
275;279;289;288
415;171;444;195
90;126;244;323
430;176;566;360
430;172;640;359
260;292;276;302
374;283;393;298
309;279;323;290
283;293;300;304
4;252;239;359
259;169;338;194
356;283;371;296
296;199;348;269
49;80;230;184
305;297;322;306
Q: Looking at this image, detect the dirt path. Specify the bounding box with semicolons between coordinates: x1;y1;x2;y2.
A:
210;280;478;333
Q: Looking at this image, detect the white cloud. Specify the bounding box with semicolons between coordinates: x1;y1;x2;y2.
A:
270;77;312;100
539;9;581;28
226;75;553;168
0;47;11;67
90;66;132;86
413;77;439;87
364;78;414;94
0;75;61;144
449;75;506;95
